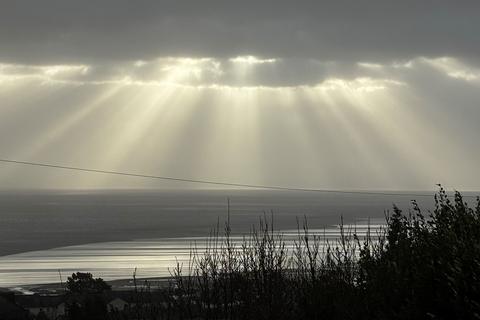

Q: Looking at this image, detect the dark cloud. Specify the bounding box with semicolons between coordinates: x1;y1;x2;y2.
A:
1;0;479;65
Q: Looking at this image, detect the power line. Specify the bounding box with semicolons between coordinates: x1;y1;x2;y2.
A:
0;158;477;198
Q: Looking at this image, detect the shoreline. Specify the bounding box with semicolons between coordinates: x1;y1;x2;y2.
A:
0;189;442;256
9;276;175;295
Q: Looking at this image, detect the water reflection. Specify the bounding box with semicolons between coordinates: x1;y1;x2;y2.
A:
0;220;384;287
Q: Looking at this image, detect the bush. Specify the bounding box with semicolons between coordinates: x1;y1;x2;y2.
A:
163;188;480;320
358;187;480;319
77;188;480;320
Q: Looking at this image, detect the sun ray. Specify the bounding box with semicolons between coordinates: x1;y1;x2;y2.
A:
12;84;123;161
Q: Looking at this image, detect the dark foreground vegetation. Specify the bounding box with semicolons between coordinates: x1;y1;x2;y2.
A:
7;188;480;320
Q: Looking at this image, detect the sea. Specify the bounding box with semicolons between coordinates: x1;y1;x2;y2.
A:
0;189;473;288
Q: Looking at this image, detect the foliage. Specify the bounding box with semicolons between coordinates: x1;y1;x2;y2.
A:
161;188;480;320
66;272;111;294
65;272;111;320
358;186;480;319
69;188;480;320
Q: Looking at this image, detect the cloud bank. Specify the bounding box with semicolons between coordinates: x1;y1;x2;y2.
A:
1;0;479;65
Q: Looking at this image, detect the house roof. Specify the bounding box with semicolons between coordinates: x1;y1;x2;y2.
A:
0;296;30;320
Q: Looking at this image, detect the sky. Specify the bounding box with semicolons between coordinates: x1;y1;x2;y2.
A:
0;1;479;190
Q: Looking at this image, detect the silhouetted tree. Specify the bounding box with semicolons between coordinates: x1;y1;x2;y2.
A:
66;272;111;294
65;272;111;320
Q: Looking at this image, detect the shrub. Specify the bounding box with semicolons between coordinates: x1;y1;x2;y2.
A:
358;187;480;319
164;188;480;320
78;188;480;320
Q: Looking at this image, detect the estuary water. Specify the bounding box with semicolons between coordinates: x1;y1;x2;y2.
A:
0;189;468;287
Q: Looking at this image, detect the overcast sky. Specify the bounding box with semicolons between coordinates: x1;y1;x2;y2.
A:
0;1;479;190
